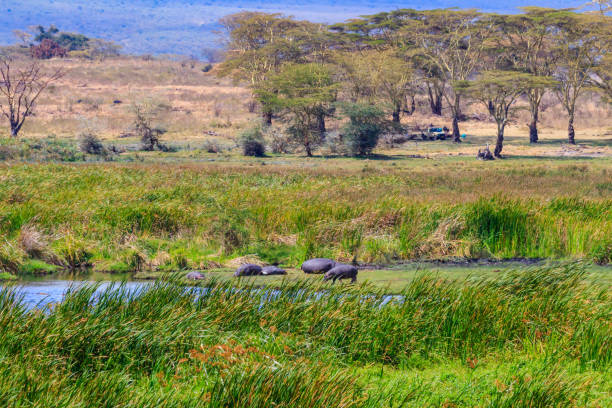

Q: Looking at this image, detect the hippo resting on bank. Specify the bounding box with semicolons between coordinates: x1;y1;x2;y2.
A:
186;271;205;280
262;265;287;276
234;264;263;277
301;258;336;274
324;264;358;283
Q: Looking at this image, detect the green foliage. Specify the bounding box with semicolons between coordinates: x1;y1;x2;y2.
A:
258;63;338;156
132;102;168;151
0;241;24;273
0;164;610;270
0;265;609;406
18;259;58;275
79;132;107;156
33;25;89;51
340;103;387;156
209;211;250;255
0;272;16;280
238;125;266;157
54;234;92;269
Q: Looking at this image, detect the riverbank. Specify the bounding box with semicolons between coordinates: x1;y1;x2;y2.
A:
0;263;610;407
0;159;611;279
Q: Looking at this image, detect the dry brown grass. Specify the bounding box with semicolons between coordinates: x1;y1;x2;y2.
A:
0;55;610;158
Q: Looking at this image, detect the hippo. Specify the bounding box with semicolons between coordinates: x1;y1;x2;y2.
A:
301;258;336;274
234;264;262;277
262;265;287;276
323;264;358;283
185;271;205;280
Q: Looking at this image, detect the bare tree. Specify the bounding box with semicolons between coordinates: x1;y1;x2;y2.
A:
0;58;64;137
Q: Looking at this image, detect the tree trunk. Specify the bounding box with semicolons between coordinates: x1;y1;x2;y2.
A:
528;117;539;144
408;95;416;115
528;94;540;144
428;84;443;116
317;112;326;135
452;95;462;143
494;123;505;158
305;143;313;157
452;116;461;143
263;111;272;126
568;113;576;144
10;123;19;138
392;107;401;123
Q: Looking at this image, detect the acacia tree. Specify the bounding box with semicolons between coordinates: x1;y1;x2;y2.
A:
494;9;561;143
218;12;329;125
411;9;494;142
420;61;445;116
594;53;612;102
585;0;612;14
333;51;377;103
0;58;64;137
461;71;554;157
552;12;611;144
258;63;337;156
371;51;416;123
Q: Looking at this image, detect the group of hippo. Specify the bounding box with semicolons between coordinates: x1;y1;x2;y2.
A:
186;258;357;283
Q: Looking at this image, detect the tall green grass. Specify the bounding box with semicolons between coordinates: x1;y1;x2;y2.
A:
0;163;610;273
0;264;609;406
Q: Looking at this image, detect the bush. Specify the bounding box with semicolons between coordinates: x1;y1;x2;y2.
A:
341;103;387;156
18;225;48;258
133;102;167;151
79;133;107;155
323;131;348;155
203;139;222;154
268;128;293;154
238;126;266;157
30;39;67;59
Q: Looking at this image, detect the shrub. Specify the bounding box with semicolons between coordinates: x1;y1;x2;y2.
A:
133;103;167;151
203;139;222;154
238;126;266;157
79;133;107;155
30;39;67;59
268;128;293;154
341;103;387;156
17;225;48;258
323;131;349;155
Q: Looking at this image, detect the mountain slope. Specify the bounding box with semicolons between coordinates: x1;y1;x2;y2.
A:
1;1;585;55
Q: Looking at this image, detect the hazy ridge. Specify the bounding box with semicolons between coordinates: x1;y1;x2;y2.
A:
1;1;586;55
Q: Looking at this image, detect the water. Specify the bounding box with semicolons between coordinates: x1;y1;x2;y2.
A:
8;280;151;311
5;278;403;311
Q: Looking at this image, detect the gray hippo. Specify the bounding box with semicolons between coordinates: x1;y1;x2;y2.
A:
234;264;263;277
186;271;205;280
301;258;336;274
324;264;358;283
262;265;287;276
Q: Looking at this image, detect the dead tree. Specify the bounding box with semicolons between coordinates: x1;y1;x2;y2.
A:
0;57;64;137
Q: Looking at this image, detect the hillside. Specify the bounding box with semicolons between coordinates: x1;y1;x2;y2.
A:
1;0;586;55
